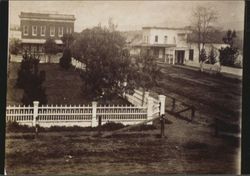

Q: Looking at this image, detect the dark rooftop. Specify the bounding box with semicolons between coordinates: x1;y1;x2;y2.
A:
19;12;75;21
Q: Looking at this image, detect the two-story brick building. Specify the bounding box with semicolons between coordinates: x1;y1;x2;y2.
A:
19;12;75;54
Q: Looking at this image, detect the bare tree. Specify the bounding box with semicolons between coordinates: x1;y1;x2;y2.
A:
191;6;217;63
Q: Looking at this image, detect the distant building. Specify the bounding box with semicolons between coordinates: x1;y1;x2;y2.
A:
130;26;228;65
130;26;192;65
19;12;75;54
9;25;21;40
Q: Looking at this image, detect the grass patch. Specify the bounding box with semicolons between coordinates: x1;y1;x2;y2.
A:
7;63;131;105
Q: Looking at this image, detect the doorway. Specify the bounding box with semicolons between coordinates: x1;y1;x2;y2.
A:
175;50;185;64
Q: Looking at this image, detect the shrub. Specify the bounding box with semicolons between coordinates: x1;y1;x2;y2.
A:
48;125;93;132
100;122;125;131
16;53;47;105
208;47;218;64
59;48;72;69
219;46;239;67
130;124;156;131
6;121;35;133
9;38;21;55
200;48;207;62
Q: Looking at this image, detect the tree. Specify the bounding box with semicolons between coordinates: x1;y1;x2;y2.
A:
219;30;239;67
9;38;21;55
44;38;58;63
59;48;72;69
16;52;47;105
61;33;75;48
191;6;217;62
71;26;134;102
199;48;207;72
219;47;239;66
107;17;118;32
223;30;237;48
133;48;162;104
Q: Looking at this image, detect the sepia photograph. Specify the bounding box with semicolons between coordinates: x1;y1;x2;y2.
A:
5;0;244;175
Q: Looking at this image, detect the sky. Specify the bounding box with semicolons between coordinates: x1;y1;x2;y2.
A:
10;1;245;32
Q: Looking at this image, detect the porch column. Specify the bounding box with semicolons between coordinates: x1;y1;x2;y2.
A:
172;50;175;65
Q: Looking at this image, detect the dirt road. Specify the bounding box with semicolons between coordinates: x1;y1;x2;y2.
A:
5;113;240;175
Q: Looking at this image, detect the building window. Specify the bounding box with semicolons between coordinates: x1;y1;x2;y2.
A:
58;27;63;37
41;26;46;36
146;36;149;43
189;49;194;61
155;35;158;42
173;37;176;44
23;25;28;36
164;36;168;44
32;26;37;36
50;26;55;37
66;27;72;34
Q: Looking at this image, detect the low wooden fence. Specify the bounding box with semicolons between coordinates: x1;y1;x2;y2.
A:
6;94;165;127
71;58;86;70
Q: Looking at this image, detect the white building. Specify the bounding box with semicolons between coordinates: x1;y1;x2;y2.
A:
130;26;192;65
130;26;228;65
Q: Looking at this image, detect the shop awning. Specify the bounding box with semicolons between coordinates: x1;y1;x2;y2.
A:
21;38;63;45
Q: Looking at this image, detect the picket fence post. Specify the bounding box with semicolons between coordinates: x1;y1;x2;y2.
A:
33;101;39;126
147;97;154;125
158;95;166;115
91;101;98;127
144;91;149;106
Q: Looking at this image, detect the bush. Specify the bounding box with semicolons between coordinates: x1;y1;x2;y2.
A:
48;125;93;132
200;48;207;62
130;124;156;131
59;48;72;69
6;121;35;133
16;53;47;105
9;38;21;55
208;47;218;64
100;122;125;131
219;47;239;67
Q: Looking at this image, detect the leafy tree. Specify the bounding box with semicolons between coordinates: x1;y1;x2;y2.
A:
59;48;72;69
9;38;21;55
133;48;162;104
44;38;58;63
71;26;134;102
61;33;75;48
219;30;239;67
191;6;217;62
16;52;47;105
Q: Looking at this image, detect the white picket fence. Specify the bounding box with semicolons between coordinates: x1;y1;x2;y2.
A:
71;58;86;70
6;94;165;127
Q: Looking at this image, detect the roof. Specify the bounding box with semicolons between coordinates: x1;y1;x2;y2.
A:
131;43;177;48
22;38;63;44
19;12;75;21
142;26;189;31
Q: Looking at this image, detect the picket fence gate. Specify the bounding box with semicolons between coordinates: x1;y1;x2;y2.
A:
6;94;166;127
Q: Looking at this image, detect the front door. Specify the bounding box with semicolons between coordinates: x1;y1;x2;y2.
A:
175;50;185;64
